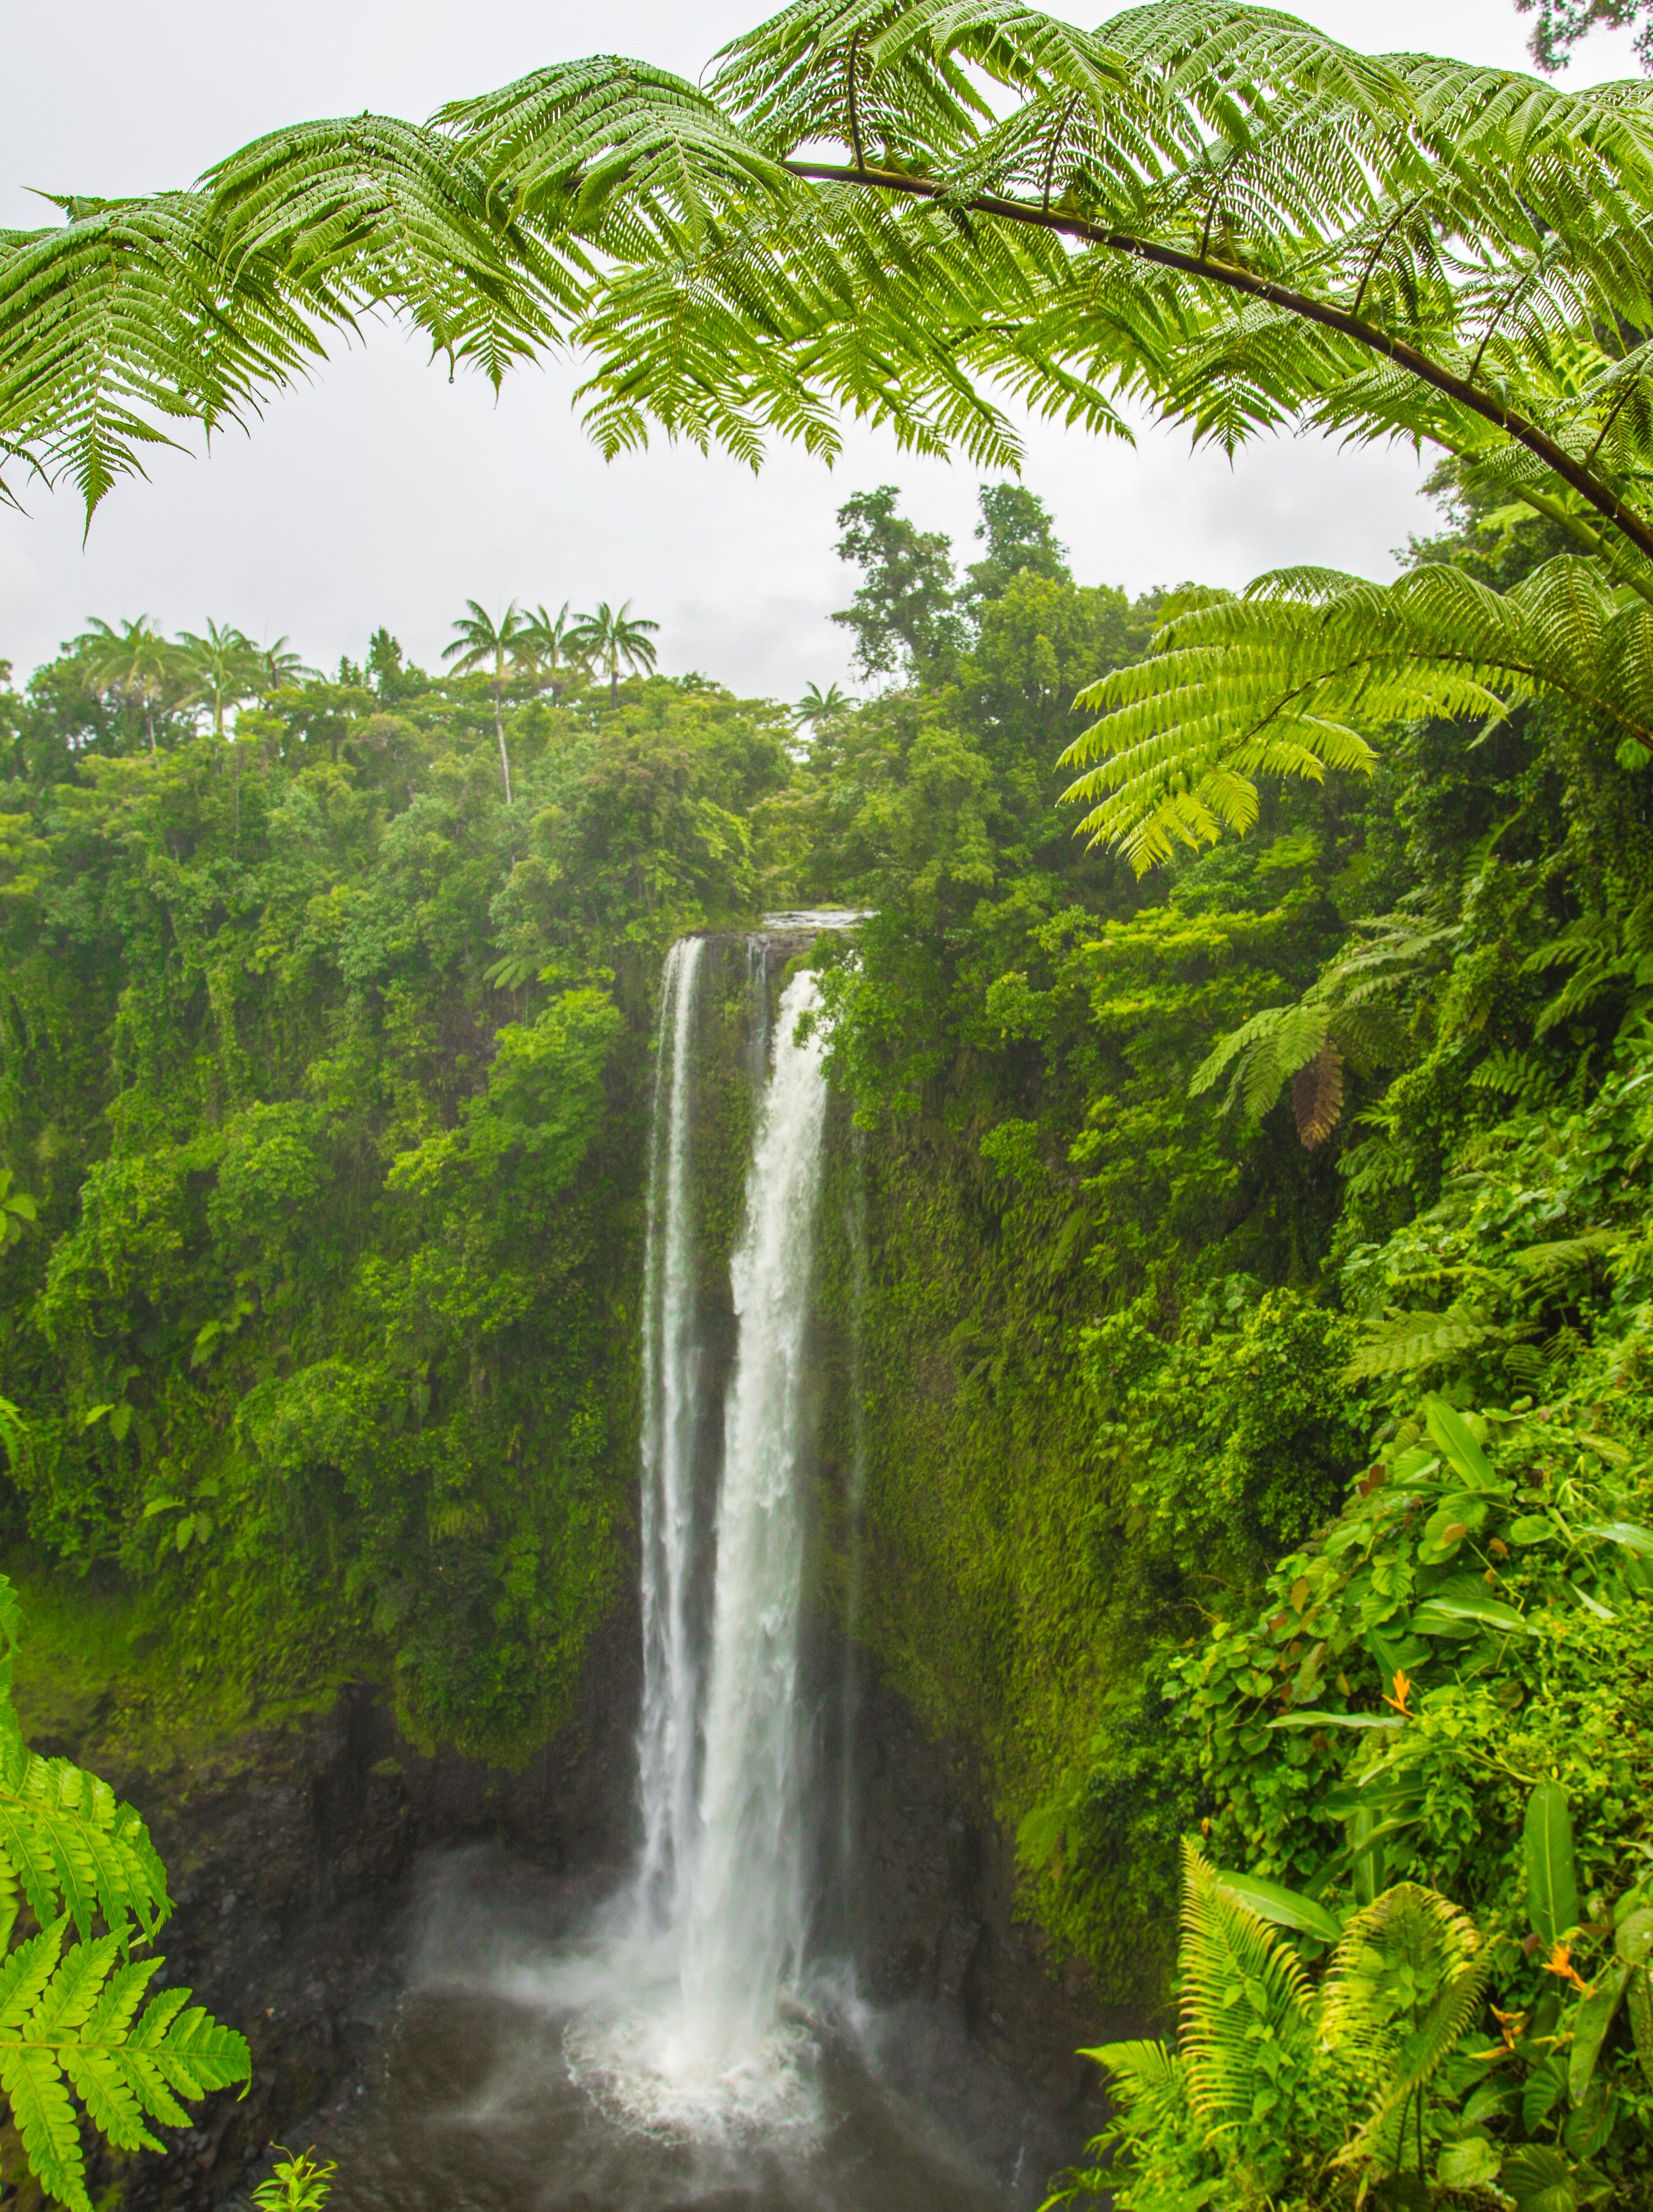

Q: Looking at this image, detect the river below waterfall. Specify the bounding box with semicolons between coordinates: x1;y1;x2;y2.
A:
321;1848;1064;2212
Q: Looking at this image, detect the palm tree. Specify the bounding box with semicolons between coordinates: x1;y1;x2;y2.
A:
260;637;314;692
175;621;265;739
441;600;530;802
79;616;181;753
793;680;850;731
520;601;578;697
566;601;659;708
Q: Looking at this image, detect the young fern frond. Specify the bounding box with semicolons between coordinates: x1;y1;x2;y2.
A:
1319;1883;1490;2172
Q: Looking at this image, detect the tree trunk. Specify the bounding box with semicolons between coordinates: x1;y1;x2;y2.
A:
609;662;619;709
492;681;513;806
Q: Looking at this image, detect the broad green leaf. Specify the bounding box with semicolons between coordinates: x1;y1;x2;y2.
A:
1438;2137;1501;2189
1509;1513;1560;1544
1266;1708;1403;1731
1212;1869;1343;1944
1502;2142;1574;2212
1424;1398;1498;1489
1412;1572;1529;1636
1522;2050;1569;2133
1584;1520;1653;1555
1569;1962;1628;2103
1616;1909;1653;1966
1525;1782;1580;1949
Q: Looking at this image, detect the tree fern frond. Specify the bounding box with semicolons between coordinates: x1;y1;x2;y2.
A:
1321;1883;1489;2171
1344;1306;1506;1381
1178;1842;1314;2132
1061;555;1653;869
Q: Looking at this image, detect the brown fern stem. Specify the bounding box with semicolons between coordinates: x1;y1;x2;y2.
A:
784;160;1653;572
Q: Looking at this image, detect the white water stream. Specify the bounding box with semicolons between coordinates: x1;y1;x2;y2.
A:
566;946;833;2134
636;935;707;1935
679;964;829;2056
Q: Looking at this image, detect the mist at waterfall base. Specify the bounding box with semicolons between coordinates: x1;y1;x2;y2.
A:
324;930;1066;2211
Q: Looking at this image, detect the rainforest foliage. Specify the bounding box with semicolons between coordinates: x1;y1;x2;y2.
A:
799;476;1653;2209
8;460;1653;2202
0;623;792;1754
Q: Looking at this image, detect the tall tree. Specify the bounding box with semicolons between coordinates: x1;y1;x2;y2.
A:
831;487;962;684
566;600;659;707
442;599;530;802
79;615;179;752
963;484;1070;609
175;619;264;739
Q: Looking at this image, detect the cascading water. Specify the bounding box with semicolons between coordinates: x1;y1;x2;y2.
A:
677;964;829;2058
324;925;1063;2212
635;935;708;1935
567;942;834;2131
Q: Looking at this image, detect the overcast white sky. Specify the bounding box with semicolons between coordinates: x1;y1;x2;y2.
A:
0;1;1641;698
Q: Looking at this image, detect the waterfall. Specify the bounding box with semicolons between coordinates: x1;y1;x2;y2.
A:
678;965;829;2057
611;941;833;2109
635;935;707;1933
838;1133;870;1912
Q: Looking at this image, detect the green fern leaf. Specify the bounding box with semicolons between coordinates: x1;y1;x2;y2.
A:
0;2046;86;2212
1178;1841;1314;2131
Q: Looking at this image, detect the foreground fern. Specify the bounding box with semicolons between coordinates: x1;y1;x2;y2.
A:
0;1566;249;2209
1061;554;1653;870
1049;1846;1528;2210
13;0;1653;590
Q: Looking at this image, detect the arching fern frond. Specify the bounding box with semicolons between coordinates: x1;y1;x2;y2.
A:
437;58;796;249
1062;555;1653;871
0;194;317;517
1320;1882;1490;2174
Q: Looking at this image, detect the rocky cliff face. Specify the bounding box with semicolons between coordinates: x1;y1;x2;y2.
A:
16;1578;1118;2211
16;1597;640;2212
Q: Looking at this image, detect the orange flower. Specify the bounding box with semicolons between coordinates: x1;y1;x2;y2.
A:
1382;1669;1413;1716
1544;1942;1587;1993
1490;2004;1526;2050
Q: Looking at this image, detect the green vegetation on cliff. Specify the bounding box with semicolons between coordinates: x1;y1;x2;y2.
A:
8;463;1653;2200
0;637;790;1756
